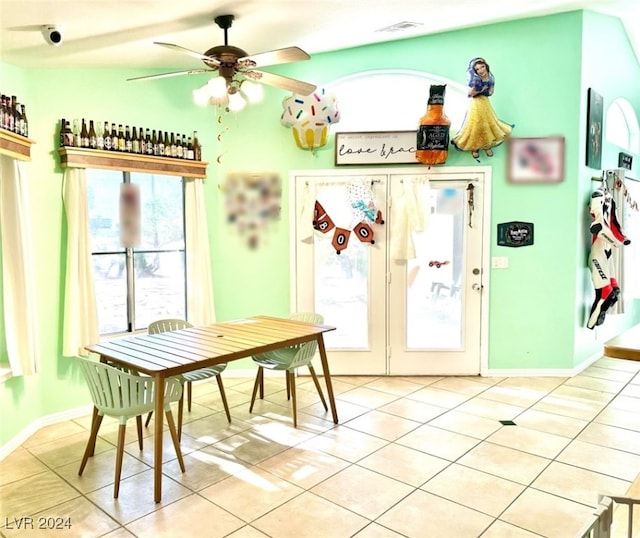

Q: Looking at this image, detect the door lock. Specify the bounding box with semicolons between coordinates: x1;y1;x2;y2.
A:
472;283;483;291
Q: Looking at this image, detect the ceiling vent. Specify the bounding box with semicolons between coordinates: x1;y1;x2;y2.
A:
376;21;423;33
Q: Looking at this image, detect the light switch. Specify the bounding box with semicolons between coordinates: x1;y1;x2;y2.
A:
491;256;509;269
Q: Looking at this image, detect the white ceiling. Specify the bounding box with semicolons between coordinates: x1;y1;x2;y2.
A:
1;0;638;71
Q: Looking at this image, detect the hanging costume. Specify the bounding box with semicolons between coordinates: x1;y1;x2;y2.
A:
587;184;630;329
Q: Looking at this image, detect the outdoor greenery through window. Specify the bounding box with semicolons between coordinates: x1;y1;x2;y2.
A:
87;170;186;335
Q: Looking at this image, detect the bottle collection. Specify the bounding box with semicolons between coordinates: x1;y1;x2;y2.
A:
1;94;29;137
59;119;202;161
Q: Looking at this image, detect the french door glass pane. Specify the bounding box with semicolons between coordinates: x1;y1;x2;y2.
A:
406;185;464;349
314;233;369;349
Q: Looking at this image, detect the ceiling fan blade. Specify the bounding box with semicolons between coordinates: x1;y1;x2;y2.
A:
241;46;310;68
154;41;220;65
249;70;316;95
127;69;214;82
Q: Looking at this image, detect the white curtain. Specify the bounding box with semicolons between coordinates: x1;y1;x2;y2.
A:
0;155;40;375
62;168;99;356
185;178;215;325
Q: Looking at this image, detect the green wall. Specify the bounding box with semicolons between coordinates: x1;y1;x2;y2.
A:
1;10;639;447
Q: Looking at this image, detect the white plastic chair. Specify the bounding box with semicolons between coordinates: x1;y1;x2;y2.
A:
145;319;231;438
76;355;185;498
249;312;327;427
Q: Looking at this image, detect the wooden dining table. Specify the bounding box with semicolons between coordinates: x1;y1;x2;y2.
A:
85;315;337;502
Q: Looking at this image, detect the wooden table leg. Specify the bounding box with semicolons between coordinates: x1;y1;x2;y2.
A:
153;373;165;503
317;335;338;424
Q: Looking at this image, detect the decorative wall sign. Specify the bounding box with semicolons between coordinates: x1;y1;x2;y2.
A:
586;88;603;169
497;221;534;247
618;152;633;170
335;131;418;165
507;137;564;183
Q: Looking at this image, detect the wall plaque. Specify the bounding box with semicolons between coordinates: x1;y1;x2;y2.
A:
618;152;633;170
497;221;534;247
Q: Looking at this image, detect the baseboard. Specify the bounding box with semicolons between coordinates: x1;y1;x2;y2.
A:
0;405;93;462
484;351;603;378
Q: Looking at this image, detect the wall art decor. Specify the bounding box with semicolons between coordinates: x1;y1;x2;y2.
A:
335;131;418;165
497;221;534;247
586;88;603;169
507;137;565;183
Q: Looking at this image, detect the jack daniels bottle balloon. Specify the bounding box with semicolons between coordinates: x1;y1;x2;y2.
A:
416;84;451;166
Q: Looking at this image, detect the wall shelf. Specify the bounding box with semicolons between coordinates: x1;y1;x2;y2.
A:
58;147;208;178
0;128;34;161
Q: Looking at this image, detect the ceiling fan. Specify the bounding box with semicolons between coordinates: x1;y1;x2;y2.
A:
127;14;316;96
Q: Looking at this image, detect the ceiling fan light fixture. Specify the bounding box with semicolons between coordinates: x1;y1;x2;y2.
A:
193;85;211;107
227;91;246;112
241;80;264;103
207;76;229;98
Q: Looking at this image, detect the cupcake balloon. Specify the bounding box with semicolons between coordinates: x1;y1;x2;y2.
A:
281;89;340;150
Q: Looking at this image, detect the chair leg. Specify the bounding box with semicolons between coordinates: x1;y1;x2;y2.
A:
136;415;143;450
177;391;184;442
187;381;193;412
309;365;328;411
259;366;264;399
288;370;298;428
113;423;126;499
286;372;291;401
216;374;232;423
88;407;101;457
145;411;153;428
79;414;103;476
250;367;263;413
165;410;186;473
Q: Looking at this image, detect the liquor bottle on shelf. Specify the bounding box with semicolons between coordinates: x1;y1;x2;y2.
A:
170;132;177;158
80;119;89;148
131;126;139;154
176;133;184;159
181;134;188;159
163;131;171;157
73;119;81;147
15;103;24;136
0;95;6;130
9;96;17;132
187;136;194;160
19;104;28;137
157;130;165;156
96;121;105;150
88;120;97;149
103;121;112;150
151;130;158;155
117;124;125;151
125;125;132;153
138;127;145;154
59;118;66;146
110;123;119;151
193;131;201;161
145;128;153;155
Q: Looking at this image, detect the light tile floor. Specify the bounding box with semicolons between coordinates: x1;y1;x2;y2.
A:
1;356;640;538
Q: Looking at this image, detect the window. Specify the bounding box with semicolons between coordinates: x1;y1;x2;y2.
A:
605;97;640;154
87;170;186;334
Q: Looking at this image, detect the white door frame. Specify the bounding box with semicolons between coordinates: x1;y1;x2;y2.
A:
289;166;492;376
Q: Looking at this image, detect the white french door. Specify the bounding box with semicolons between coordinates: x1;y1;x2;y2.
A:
291;167;491;376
